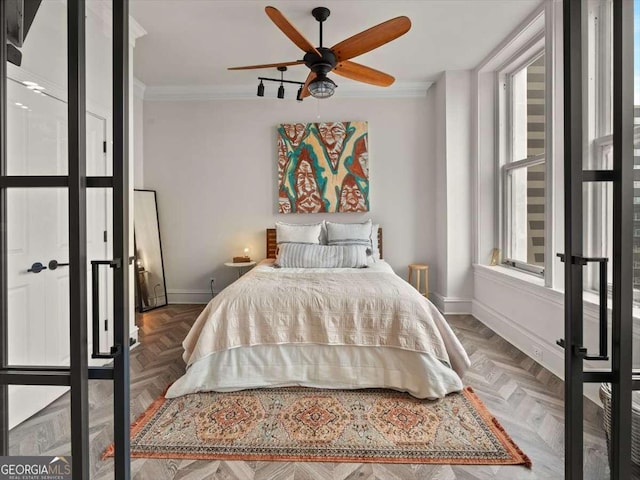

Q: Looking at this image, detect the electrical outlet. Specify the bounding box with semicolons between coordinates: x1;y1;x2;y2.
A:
209;277;216;286
533;346;543;361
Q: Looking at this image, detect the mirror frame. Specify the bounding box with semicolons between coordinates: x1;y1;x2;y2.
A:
133;189;168;312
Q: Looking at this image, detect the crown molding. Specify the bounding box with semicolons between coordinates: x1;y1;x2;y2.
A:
85;2;147;47
133;78;147;100
143;81;433;102
129;18;148;46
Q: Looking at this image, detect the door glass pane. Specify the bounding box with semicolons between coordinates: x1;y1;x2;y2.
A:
86;112;108;177
88;188;113;358
583;182;613;294
8;385;71;448
86;0;113;177
586;0;613;170
6;0;68;176
7;189;69;368
6;79;68;176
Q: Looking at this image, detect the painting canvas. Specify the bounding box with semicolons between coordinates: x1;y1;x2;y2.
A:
277;121;369;214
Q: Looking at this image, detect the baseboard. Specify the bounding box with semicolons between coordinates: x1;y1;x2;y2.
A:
430;292;473;314
472;298;564;374
472;298;601;405
130;325;140;347
167;289;215;304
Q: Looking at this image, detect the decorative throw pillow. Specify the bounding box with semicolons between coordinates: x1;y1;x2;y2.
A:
325;220;373;252
275;221;323;245
275;243;369;268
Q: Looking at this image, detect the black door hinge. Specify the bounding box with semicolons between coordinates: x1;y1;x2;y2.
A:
103;230;108;243
103;141;107;153
104;319;108;331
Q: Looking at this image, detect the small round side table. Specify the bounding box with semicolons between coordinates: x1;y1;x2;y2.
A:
224;261;256;279
408;263;429;297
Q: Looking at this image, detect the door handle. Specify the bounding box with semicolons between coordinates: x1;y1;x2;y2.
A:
27;262;47;273
91;259;122;359
556;253;609;361
48;260;69;270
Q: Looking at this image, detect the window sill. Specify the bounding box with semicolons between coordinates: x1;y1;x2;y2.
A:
473;263;562;305
474;263;546;287
474;264;640;326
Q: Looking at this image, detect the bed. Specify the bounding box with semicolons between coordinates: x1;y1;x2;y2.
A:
166;227;470;400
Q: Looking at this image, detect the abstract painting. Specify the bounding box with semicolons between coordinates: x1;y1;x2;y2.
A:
277;121;369;214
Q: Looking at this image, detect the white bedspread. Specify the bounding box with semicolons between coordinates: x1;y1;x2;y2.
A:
167;260;470;399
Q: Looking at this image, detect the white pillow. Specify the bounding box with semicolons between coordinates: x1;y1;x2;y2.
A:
275;221;322;245
325;220;373;252
275;243;369;268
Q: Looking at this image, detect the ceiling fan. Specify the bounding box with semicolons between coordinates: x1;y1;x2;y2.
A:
228;6;411;100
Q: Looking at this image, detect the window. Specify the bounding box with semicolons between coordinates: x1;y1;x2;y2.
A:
501;53;546;276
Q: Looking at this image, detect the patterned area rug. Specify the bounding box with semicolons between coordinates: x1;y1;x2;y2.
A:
103;386;531;467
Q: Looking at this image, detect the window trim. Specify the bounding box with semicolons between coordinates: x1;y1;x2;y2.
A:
497;45;547;277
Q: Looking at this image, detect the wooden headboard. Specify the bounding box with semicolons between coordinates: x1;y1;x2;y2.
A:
266;227;383;259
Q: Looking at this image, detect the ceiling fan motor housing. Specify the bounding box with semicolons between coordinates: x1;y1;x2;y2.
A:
303;47;336;75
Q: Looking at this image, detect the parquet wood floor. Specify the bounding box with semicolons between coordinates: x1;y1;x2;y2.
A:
8;305;610;479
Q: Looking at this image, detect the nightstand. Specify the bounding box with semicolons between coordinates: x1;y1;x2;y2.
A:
408;263;429;297
224;261;256;279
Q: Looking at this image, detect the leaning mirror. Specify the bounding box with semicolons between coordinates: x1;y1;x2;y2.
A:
134;189;168;311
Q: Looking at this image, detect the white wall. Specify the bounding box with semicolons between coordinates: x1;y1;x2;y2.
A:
143;95;436;303
443;71;473;305
431;71;473;313
133;94;145;188
434;78;448;300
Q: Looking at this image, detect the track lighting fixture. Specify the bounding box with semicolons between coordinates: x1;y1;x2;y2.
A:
255;66;306;100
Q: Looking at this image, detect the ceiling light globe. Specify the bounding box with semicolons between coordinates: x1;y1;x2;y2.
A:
308;75;337;99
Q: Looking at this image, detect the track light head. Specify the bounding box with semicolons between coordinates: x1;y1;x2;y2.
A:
257;81;265;97
296;86;303;102
277;84;285;99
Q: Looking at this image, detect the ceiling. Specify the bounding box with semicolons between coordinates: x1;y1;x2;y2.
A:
130;0;543;91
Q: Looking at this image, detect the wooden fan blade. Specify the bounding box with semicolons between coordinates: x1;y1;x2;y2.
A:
265;6;321;56
331;16;411;62
228;60;304;71
300;71;316;99
333;61;395;87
